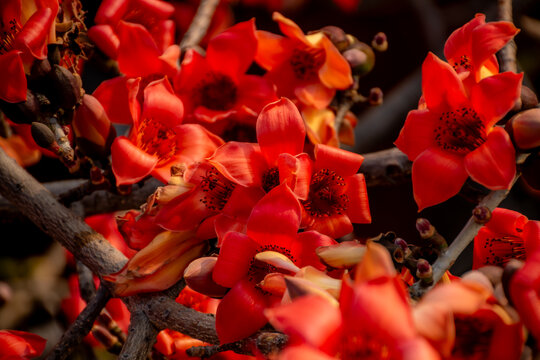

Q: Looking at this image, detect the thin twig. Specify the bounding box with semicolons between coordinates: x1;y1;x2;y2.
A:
76;261;96;302
186;332;288;358
118;311;158;360
180;0;220;51
497;0;518;73
45;286;111;360
409;176;520;299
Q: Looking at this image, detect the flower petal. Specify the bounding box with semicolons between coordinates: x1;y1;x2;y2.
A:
412;147;468;211
317;35;353;90
117;21;163;77
279;345;335;360
93;76;140;125
209;142;266;187
314;144;363;177
0;330;46;358
111;136;157;186
294;82;335;110
444;14;485;61
293;231;337;270
472;20;519;67
87;24;120;59
394;109;436;161
273;12;308;43
345;173;371;224
422;52;467;110
14;6;56;59
0;51;27;103
464;127;515;190
278;152;313;200
257;98;306;165
213;232;258;288
141;78;183;127
255;30;292;71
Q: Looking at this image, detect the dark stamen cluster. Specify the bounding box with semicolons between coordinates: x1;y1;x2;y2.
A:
194;73;237;111
262;167;280;193
290;47;325;81
199;168;235;211
434;107;486;154
137;118;177;164
302;168;349;217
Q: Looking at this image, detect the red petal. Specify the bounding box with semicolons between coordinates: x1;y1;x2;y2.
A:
154;187;213;231
444;14;485;62
318;35;353;90
117;21;163;77
256;98;306;165
95;0;129;24
86;213;136;258
464;127;515;190
471;72;523;127
412;147;468;211
167;123;224;165
212;232;258;288
209;142;266;187
0;330;46;358
141;77;183;128
345;174;371;224
277;152;313;200
87;24;120;59
14;7;56;59
215;279;269;344
111;136;157;186
93;76;140;125
394;109;436;161
314;144;363;177
488;208;528;235
254;30;292;71
293;231;337;270
206;19;257;79
294;82;335;110
173;49;212;102
247;183;302;249
236;75;278;114
265;295;341;347
422;52;467;110
304;213;353;239
472;21;519;67
0;52;27;103
279;345;335;360
152;19;175;52
273;12;308;44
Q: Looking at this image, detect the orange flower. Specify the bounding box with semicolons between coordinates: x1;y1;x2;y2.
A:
255;12;352;109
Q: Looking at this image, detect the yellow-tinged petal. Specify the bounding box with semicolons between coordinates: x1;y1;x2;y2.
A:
254;250;301;274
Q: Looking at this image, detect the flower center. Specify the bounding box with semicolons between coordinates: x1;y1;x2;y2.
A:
452;55;473;73
434;107;486;154
452;316;494;357
247;246;297;285
136;118;177;165
481;236;525;267
199;167;235;211
341;333;391;359
0;18;21;55
262;167;280;193
302;169;349;217
193;73;237;111
290;47;325;81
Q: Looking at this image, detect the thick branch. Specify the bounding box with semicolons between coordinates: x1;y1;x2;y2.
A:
180;0;220;51
45;286;111;360
360;148;411;187
118;311;158;360
497;0;517;73
0;147;127;276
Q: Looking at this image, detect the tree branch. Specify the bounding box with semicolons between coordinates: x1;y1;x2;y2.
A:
45;286;111;360
118;310;158;360
180;0;220;51
360;147;411;187
497;0;518;73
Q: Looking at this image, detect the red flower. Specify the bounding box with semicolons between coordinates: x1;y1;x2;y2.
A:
174;19;277;129
109;77;224;185
444;14;519;84
473;208;528;268
266;242;439;359
0;0;58;102
395;53;522;210
88;0;179;77
509;220;540;342
0;329;46;359
255;12;352;109
211;184;336;343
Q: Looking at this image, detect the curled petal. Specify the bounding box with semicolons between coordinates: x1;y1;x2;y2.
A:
472;21;520;68
314;144;364;177
294;82;335;110
117;21;163;77
14;7;56;59
394;109;435;161
209;142;266;187
293;231;337;270
0;330;46;358
0;51;27;103
142;78;184;127
111;137;157;186
255;30;291;71
213;232;258;288
345;174;371;224
93;76;139;125
317;34;353;90
87;24;120;59
422;53;467;110
278;152;312;200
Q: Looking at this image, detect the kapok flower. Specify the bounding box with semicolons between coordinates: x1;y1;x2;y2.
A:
395;53;522;210
266;242;440;359
300;144;371;239
414;275;523;359
302;106;358;148
211;184;336;344
0;0;58;102
0;329;46;359
255;12;352;109
88;0;179;77
174;19;277;128
109;77;224;185
444;14;519;84
509;220;540;342
473;208;528;269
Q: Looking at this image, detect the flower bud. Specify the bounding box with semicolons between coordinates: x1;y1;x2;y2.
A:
343;39;375;76
416;218;435;239
318;26;349;52
73;94;116;157
520;86;538;110
30;122;57;150
315;240;366;269
184;257;228;298
46;65;83;111
371;32;388;52
416;258;433;285
505;108;540;151
30;59;52;81
472;205;491;224
368;87;383;106
521;152;540;192
0;90;41;124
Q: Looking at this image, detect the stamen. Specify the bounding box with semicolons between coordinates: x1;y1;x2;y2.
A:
452;316;493;357
262;167;280;193
290;47;325;81
434;107;486;154
0;19;22;55
302;169;349;217
482;236;525;267
199;168;235;211
193;73;237;111
136;118;177;164
452;55;472;73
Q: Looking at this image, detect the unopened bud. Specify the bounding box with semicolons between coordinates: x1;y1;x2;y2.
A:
368;87;383;106
502;259;524;307
184;257;228;298
30;59;52;80
371;32;388;52
343;39;375;76
505;108;540;151
47;65;83;111
117;184;132;195
416;259;433;285
416;218;435;239
472;206;491;224
392;246;404;263
31;122;57;149
520;86;538;110
521;153;540;192
318;26;349;52
315;240;366;269
90;166;106;186
395;238;412;258
0;90;41;124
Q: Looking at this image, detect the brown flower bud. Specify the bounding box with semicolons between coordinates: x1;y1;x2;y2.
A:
416;218;435;239
343;39;375;76
472;206;491;224
416;258;433;285
520;86;538;110
47;65;83;111
0;90;41;124
368;87;383;106
505;108;540;151
184;257;228;298
371;32;388;52
318;26;349;52
30;122;57;150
